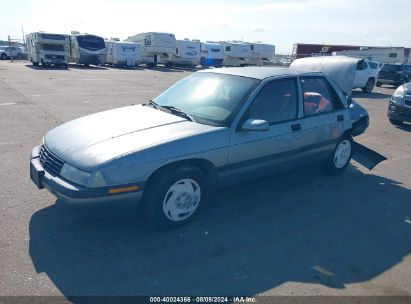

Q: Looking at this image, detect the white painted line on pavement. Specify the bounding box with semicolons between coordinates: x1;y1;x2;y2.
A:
0;102;16;106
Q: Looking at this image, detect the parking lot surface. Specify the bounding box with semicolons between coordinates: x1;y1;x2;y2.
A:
0;61;410;298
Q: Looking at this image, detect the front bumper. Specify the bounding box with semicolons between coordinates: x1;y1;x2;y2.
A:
387;101;411;123
30;146;144;204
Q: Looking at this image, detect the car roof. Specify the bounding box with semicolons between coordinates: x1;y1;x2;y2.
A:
199;66;323;80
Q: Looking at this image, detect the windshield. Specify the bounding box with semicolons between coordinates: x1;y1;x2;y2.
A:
399;65;411;72
153;72;259;126
42;44;64;51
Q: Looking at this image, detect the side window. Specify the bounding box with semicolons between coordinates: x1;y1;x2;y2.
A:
356;60;368;70
226;46;231;52
247;78;298;124
145;35;151;46
368;61;377;69
301;77;334;116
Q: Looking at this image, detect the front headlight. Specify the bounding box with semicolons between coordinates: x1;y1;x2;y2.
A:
60;163;91;186
391;86;405;105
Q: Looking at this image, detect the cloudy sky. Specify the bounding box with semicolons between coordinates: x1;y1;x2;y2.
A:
1;0;410;54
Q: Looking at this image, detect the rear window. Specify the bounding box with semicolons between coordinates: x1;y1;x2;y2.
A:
381;65;400;72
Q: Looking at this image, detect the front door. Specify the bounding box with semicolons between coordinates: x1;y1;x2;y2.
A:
227;77;300;181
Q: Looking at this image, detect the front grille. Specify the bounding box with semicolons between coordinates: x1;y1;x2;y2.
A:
39;145;64;176
46;54;64;60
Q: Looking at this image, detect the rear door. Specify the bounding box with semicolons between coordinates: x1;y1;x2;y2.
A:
294;76;347;163
227;77;300;181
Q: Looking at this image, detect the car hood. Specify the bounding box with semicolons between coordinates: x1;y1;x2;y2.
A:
290;55;360;95
44;105;218;171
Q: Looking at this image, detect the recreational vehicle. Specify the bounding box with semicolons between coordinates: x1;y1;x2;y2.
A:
70;33;106;66
26;32;70;68
168;39;200;68
105;41;141;67
220;41;252;67
333;47;406;64
200;42;224;67
126;32;176;68
245;42;275;66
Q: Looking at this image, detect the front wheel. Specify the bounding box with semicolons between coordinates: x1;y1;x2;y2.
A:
143;167;209;228
326;135;353;174
362;78;375;93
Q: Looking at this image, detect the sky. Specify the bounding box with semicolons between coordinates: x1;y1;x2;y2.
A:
1;0;411;54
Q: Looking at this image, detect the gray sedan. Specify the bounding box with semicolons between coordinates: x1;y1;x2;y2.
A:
30;67;363;227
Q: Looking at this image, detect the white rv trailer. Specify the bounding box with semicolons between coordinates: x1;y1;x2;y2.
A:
244;42;275;66
26;32;70;68
105;41;141;67
126;32;176;67
332;47;406;64
70;33;106;66
168;39;201;68
200;42;224;67
219;41;252;67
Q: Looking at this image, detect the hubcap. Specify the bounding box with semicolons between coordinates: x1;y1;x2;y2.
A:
334;139;351;169
163;179;201;221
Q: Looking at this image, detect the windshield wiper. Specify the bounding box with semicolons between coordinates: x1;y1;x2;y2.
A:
161;105;194;122
146;99;160;109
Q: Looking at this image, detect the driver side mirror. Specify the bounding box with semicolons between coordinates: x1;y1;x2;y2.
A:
241;118;269;132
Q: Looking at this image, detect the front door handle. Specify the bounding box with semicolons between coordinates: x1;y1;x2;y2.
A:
291;123;301;132
337;115;344;122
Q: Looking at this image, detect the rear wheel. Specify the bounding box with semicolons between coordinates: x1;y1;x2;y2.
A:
389;118;403;126
326;135;353;174
143;166;209;229
1;53;7;60
362;78;375;93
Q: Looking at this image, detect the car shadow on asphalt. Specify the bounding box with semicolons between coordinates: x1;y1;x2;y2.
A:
25;64;70;71
29;164;411;299
351;91;391;99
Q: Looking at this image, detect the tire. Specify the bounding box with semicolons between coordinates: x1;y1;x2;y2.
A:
143;166;210;229
362;78;375;93
389;118;403;126
64;64;69;69
1;53;7;60
326;135;353;175
376;82;382;87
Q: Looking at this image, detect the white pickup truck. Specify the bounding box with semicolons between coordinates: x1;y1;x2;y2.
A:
352;59;379;93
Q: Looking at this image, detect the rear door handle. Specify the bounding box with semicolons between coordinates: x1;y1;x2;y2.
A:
337;115;344;122
291;123;301;132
